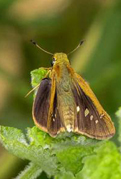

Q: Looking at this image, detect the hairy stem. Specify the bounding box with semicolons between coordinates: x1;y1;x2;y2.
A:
15;162;42;179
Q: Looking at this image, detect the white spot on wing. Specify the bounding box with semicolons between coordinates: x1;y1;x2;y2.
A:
53;118;55;122
90;115;93;120
66;124;73;132
95;120;98;124
85;108;89;117
77;106;80;112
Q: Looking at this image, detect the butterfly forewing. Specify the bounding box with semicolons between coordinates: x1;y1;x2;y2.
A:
72;73;115;139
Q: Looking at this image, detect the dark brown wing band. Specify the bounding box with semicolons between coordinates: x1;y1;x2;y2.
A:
33;78;51;131
72;81;115;139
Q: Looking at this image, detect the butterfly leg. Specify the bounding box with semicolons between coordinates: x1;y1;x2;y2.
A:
25;69;52;97
25;84;40;97
44;69;52;78
39;67;52;70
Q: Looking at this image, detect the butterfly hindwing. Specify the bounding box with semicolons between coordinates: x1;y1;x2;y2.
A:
48;91;63;136
33;78;51;132
33;77;64;136
72;73;115;139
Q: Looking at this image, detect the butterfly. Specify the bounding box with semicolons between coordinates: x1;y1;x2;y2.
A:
31;40;115;140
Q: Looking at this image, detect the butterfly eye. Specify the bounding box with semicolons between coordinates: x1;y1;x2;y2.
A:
51;58;56;66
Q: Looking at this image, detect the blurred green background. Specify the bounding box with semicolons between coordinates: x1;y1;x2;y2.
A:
0;0;121;178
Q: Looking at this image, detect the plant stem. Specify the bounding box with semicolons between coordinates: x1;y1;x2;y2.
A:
15;162;42;179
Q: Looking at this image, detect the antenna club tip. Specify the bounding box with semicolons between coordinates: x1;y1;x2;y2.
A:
30;39;36;45
80;40;85;45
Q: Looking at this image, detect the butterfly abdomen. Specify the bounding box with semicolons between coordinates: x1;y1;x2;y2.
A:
55;64;76;132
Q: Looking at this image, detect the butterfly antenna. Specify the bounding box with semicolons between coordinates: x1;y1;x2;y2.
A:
67;40;84;56
30;40;53;55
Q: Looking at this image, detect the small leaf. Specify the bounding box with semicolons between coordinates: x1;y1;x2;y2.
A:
31;68;48;87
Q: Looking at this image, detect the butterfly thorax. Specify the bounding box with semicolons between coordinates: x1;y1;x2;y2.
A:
52;53;76;132
53;53;69;64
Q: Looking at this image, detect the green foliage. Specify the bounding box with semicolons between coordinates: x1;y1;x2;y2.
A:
0;126;121;179
76;142;121;179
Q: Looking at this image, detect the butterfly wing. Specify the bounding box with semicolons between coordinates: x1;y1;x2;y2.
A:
32;78;51;132
72;73;115;139
32;75;64;136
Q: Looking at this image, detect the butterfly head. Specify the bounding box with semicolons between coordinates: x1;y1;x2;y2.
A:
51;53;69;67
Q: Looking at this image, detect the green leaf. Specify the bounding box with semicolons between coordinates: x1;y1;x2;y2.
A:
55;169;75;179
76;142;121;179
0;126;28;159
31;68;48;87
56;146;93;174
0;125;99;177
0;125;121;179
0;126;57;176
